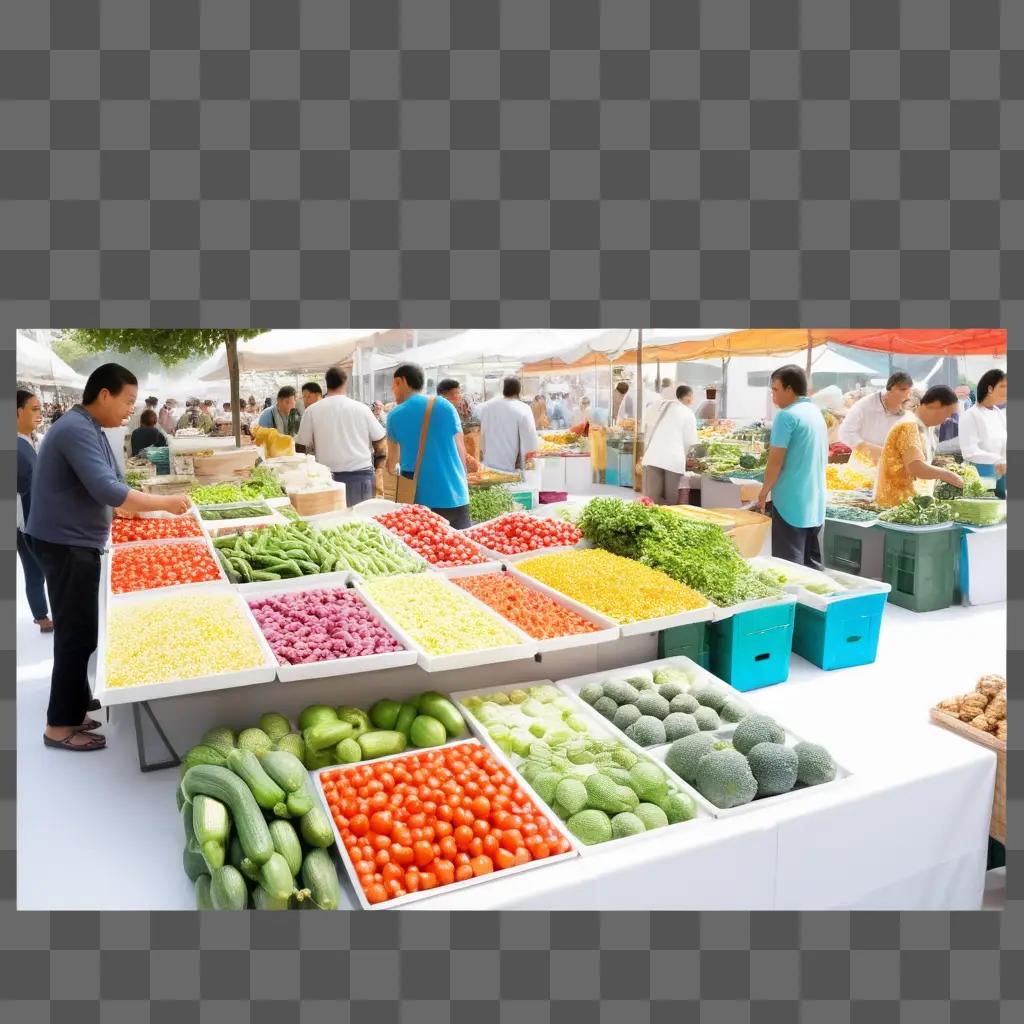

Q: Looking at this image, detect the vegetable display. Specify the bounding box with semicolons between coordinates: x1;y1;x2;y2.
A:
517;548;709;623
576;498;781;607
826;464;873;491
464;512;582;556
577;665;752;747
316;522;426;577
189;466;285;506
200;503;274;521
111;515;203;543
877;495;953;526
321;741;572;905
468;485;520;524
825;504;879;523
461;684;698;846
111;541;222;593
935;673;1006;741
124;468;147;489
935;462;987;499
248;588;404;666
452;572;601;640
361;574;526;655
374;505;488;568
949;497;1006;527
105;592;268;688
699;441;767;479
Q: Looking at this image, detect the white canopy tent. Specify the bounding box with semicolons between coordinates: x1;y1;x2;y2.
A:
16;333;88;390
195;329;385;381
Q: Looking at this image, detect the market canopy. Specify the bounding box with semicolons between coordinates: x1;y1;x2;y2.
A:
16;332;88;389
825;328;1006;356
522;329;740;373
195;329;385;381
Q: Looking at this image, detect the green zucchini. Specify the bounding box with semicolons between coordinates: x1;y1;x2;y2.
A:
225;749;288;818
302;848;341;910
299;805;334;849
417;692;466;738
252;885;290;911
183;840;209;882
268;820;303;877
259;852;297;902
286;789;314;818
193;795;231;872
181;799;195;845
210;865;248;910
304;719;355;753
175;786;187;813
228;836;260;884
195;874;214;910
357;730;407;761
259;750;307;794
181;765;274;865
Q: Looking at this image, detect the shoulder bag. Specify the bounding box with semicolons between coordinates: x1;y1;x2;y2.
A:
394;397;435;504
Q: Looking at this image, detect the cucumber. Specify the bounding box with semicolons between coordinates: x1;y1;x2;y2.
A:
417;692;466;738
252;885;290;911
394;703;418;738
228;836;260;883
183;840;209;882
259;852;297;902
210;865;249;910
259;750;307;794
358;730;407;761
298;705;338;731
195;874;214;910
303;719;355;753
175;787;187;813
302;848;341;910
226;749;288;817
304;746;336;771
299;805;334;849
181;799;195;845
268;820;303;877
285;789;314;818
181;765;274;866
193;795;231;872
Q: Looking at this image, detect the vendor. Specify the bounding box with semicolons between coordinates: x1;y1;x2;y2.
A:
873;385;965;508
257;385;302;436
837;371;913;460
26;364;192;753
958;368;1007;498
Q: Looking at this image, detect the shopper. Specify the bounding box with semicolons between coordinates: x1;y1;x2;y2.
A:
301;381;323;408
756;365;829;569
27;364;192;752
176;398;214;433
611;381;635;423
531;394;550;430
873;385;965;508
640;388;698;506
130;409;169;455
696;388;718;420
478;377;539;474
258;386;302;436
676;384;694;407
17;389;52;633
386;363;471;528
837;371;914;460
956;369;1007;497
128;395;158;434
158;398;177;434
294;367;386;507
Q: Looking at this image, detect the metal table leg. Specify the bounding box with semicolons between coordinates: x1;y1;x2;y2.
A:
132;700;181;772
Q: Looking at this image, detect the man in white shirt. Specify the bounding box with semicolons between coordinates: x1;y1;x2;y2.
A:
478;377;539;473
837;371;914;459
641;389;699;505
294;366;386;507
611;381;635;422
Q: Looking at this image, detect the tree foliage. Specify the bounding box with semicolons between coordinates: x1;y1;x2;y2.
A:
68;329;262;366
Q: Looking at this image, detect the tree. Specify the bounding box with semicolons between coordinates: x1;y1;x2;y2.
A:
69;329;262;446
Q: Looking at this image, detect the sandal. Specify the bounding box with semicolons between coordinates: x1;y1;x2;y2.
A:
76;717;102;732
44;731;106;752
34;617;54;633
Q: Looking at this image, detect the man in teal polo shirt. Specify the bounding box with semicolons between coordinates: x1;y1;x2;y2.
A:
756;364;828;569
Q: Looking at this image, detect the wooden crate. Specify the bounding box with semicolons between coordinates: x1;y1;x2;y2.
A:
289;487;346;516
929;707;1006;844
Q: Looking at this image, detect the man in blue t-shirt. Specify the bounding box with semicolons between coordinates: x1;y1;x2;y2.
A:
756;364;828;569
386;362;471;529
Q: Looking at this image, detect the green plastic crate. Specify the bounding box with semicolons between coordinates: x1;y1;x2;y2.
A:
508;489;534;510
880;525;959;612
658;621;710;669
823;519;884;579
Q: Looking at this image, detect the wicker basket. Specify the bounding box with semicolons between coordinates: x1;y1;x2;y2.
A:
929;707;1006;843
289;487;346;516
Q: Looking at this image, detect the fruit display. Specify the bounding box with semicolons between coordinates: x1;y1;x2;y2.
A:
576;665;752;747
374;505;489;568
662;713;837;809
935;674;1007;741
212;520;424;583
105;592;269;689
452;572;602;641
934;461;987;500
516;548;709;624
464;512;582;556
577;498;781;607
111;541;222;593
248;587;405;666
110;514;203;543
461;685;699;846
200;503;274;521
949;497;1006;527
468;485;520;524
361;574;527;656
826;464;873;491
878;495;953;526
321;741;572;905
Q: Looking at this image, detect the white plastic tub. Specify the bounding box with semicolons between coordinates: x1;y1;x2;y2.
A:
746;556;891;611
105;534;229;600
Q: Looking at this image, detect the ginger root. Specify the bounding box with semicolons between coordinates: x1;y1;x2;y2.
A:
996;720;1007;742
975;674;1006;699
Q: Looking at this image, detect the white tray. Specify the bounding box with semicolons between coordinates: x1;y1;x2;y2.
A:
197;499;286;534
710;592;797;623
463;512;585;563
506;560;715;635
824;513;879;529
453;681;715;856
105;534;229;600
312;739;577;910
747;558;892;612
371;516;499;576
445;564;621;653
95;581;279;706
108;505;206;545
874;519;960;534
310;517;433;579
353;575;539;673
240;574;419;681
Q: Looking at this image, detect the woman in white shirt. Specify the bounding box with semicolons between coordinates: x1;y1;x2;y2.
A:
958;369;1007;495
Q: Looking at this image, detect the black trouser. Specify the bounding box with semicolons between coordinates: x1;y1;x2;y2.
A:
28;537;101;728
17;529;49;620
331;468;375;507
771;507;823;570
432;505;472;530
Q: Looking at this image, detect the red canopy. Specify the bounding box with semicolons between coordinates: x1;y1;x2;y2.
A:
824;329;1006;356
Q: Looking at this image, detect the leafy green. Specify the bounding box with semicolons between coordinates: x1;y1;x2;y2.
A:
935;462;987;499
949;497;1006;527
469;485;519;524
878;495;953;526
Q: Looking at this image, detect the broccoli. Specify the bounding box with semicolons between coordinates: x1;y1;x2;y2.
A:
693;706;721;732
732;714;786;754
664;732;718;783
794;742;837;786
627;761;669;803
554;777;589;815
612;704;642;732
624;715;667;748
719;698;750;724
658;790;697;823
693;749;758;808
611;812;646;839
634;802;670;830
602;679;642;705
669;692;700;715
663;712;699;742
634;691;671;720
567;809;612;845
579;682;604;706
746;742;798;797
593;696;618;720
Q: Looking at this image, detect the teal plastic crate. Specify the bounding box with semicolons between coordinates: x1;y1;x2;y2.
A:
709;599;796;692
880;524;959;612
792;591;888;670
508;489;534;511
658;620;710;669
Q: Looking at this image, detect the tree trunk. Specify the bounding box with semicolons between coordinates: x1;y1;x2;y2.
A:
226;332;241;447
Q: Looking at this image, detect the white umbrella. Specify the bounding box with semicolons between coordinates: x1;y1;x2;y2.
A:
16;333;88;389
